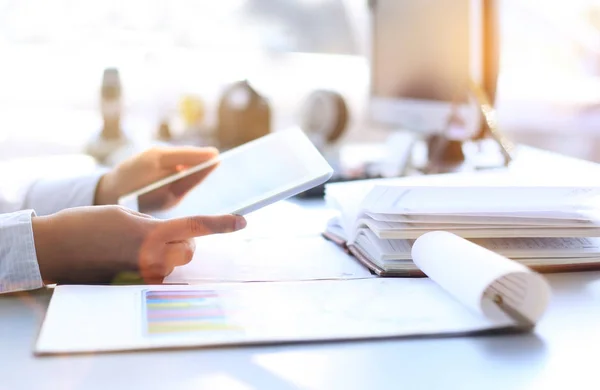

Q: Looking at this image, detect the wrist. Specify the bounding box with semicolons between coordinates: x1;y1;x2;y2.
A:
94;172;118;205
32;215;60;284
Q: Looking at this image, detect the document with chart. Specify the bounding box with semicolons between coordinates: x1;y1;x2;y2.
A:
36;232;550;354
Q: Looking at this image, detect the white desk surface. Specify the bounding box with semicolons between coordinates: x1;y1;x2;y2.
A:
3;271;600;390
4;148;600;390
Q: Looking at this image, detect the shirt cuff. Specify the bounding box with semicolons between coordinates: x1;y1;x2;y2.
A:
25;169;109;216
0;210;43;294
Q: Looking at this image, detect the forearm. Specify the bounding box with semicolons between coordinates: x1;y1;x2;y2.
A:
24;170;109;216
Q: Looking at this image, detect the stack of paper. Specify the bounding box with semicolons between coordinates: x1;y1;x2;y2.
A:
324;184;600;276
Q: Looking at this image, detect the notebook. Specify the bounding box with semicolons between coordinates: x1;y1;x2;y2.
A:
35;233;550;354
324;181;600;276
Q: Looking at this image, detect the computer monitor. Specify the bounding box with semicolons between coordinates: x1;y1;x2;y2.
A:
369;0;490;135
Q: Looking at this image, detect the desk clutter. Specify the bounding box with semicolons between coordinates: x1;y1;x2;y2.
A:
324;183;600;276
37;259;548;355
37;69;600;355
85;67;350;166
83;67;509;188
36;166;600;355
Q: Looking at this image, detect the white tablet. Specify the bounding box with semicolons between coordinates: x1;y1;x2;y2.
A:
118;128;333;217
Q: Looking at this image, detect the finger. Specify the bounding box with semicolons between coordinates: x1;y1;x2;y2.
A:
154;214;247;241
139;268;166;285
138;240;196;283
168;162;220;198
122;207;154;219
138;257;167;285
164;239;196;268
138;247;171;284
158;147;218;169
137;242;164;284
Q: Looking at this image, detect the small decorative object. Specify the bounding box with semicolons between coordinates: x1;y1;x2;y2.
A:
156;119;172;142
216;80;270;149
179;94;205;133
420;80;513;174
423;104;467;174
86;68;129;165
298;89;348;151
294;90;351;199
99;67;123;141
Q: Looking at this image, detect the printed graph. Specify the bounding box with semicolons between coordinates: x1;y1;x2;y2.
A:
143;290;240;336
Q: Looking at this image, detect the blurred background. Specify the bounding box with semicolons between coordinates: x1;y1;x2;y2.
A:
2;0;600;164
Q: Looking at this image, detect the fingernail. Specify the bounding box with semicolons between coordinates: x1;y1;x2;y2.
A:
235;216;247;230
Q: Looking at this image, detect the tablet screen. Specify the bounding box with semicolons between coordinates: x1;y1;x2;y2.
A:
135;129;331;218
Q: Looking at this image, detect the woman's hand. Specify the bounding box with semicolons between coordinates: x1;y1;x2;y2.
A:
32;205;246;285
94;146;219;212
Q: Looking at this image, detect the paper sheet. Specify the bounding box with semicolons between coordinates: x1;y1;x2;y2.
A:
364;213;599;226
361;219;551;231
369;234;600;259
227;201;337;240
471;237;600;258
362;186;600;216
324;170;512;238
166;235;372;283
36;280;513;355
353;228;413;260
359;218;600;236
363;222;600;240
325;171;600;241
411;232;551;324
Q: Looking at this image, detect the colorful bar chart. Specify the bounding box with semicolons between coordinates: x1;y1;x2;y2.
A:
143;290;239;336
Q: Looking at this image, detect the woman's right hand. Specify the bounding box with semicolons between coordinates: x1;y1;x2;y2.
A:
32;205;246;285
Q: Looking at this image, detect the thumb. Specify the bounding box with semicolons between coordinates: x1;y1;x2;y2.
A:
155;214;247;241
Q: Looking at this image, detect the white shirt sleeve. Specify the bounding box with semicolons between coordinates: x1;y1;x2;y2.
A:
23;170;108;216
0;210;43;294
0;165;108;293
0;156;108;215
